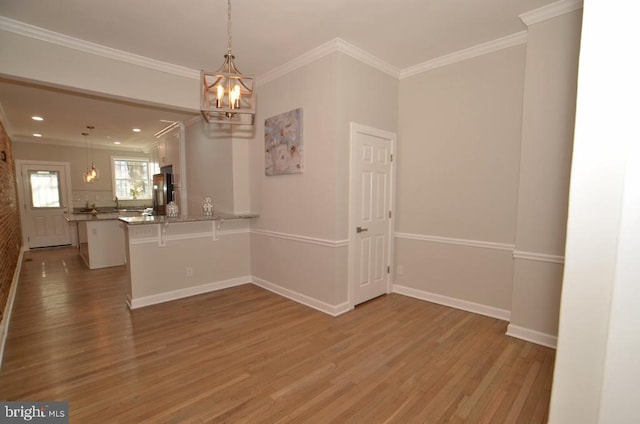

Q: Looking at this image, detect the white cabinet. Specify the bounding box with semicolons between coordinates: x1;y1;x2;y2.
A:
157;139;169;167
154;131;180;175
78;219;126;269
166;132;179;169
149;142;161;175
153;123;184;211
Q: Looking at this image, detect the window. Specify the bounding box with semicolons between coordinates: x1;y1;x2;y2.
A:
112;157;151;200
29;170;62;208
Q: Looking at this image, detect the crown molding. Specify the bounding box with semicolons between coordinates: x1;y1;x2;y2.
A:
255;38;341;87
1;6;577;93
255;38;400;87
334;39;400;79
400;31;528;79
11;136;149;153
519;0;583;26
0;16;199;80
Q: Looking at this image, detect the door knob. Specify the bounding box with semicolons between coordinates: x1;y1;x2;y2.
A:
357;226;368;233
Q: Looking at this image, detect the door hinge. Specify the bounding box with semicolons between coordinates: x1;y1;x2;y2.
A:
390;154;393;162
388;211;392;219
387;266;390;274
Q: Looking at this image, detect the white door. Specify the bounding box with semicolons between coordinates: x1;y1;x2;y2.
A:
349;123;395;306
18;162;72;248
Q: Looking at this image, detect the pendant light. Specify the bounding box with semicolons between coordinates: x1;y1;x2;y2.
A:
200;0;255;125
85;125;99;183
82;131;92;183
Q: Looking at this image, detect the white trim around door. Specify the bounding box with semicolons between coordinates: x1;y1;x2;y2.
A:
348;123;397;308
15;160;74;249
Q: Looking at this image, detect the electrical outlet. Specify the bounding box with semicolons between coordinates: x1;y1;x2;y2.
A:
397;265;404;276
186;267;193;277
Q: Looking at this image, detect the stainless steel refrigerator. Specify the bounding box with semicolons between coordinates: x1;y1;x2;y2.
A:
152;166;173;215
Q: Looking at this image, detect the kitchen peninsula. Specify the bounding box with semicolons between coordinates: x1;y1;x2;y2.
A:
65;211;143;269
119;212;256;309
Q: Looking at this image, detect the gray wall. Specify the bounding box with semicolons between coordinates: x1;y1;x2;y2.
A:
249;52;398;308
394;45;527;315
184;120;235;215
508;9;582;340
394;9;582;344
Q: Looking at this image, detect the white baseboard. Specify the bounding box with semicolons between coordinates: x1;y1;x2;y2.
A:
127;276;251;309
251;276;351;317
392;284;511;322
0;248;26;370
506;324;557;349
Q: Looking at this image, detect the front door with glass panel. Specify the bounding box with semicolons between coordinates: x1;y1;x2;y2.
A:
21;163;71;248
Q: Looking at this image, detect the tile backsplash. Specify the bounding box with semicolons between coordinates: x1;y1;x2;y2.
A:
73;189;152;209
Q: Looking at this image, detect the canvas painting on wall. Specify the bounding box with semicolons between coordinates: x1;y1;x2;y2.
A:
265;108;303;176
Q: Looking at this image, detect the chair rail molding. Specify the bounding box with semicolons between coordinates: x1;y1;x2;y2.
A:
512;250;565;264
395;232;515;252
251;228;349;248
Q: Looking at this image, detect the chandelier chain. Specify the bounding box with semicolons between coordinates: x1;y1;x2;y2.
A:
227;0;232;53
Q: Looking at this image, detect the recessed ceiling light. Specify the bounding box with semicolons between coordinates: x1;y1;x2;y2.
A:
32;133;42;137
113;141;121;145
132;128;141;133
31;116;44;121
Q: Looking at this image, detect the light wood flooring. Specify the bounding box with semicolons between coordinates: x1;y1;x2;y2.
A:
0;247;555;423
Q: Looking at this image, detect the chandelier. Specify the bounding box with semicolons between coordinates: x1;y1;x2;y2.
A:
200;0;255;125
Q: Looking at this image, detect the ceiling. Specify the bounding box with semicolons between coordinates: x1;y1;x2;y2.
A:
0;0;558;151
0;79;198;151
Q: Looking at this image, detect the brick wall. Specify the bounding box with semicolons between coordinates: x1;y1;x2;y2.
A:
0;120;22;323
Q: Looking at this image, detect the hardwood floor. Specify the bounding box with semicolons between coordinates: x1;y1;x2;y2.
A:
0;247;555;423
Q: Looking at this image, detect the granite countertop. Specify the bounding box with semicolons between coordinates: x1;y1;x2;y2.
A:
65;207;151;222
118;212;258;225
65;212;143;222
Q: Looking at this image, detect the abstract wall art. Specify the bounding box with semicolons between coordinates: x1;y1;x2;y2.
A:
265;108;303;176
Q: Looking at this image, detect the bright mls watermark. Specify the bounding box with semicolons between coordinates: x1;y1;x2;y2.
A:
0;402;68;423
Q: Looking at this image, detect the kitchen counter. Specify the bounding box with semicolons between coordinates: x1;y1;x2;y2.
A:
118;212;257;225
121;212;257;309
69;216;129;269
65;211;144;222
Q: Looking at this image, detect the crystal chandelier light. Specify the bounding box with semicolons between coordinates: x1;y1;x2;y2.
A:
200;0;255;125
